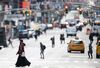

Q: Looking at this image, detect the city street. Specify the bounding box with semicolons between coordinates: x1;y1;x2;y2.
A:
0;0;100;68
0;24;100;68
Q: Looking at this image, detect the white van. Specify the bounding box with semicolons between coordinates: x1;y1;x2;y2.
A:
66;26;77;37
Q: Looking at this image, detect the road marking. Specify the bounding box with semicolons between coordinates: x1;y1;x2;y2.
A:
94;61;99;63
83;60;89;63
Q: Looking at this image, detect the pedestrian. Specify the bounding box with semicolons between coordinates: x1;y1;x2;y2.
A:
15;39;31;67
50;36;55;48
43;28;47;34
88;43;93;59
8;36;13;48
34;34;38;40
89;33;94;44
60;34;65;44
40;42;46;59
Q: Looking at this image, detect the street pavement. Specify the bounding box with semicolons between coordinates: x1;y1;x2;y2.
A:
0;24;100;68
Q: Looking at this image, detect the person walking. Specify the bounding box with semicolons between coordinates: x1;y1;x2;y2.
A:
50;36;55;48
60;34;65;44
34;34;38;40
15;39;31;67
88;43;93;59
40;42;46;59
8;36;13;48
89;33;94;44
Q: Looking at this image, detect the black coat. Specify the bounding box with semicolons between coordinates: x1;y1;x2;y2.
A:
40;43;46;51
89;33;94;41
60;34;65;40
88;44;93;54
51;37;55;45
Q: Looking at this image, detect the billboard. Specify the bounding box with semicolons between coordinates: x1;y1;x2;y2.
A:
22;1;30;9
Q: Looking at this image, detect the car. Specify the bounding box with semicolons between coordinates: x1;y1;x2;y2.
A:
60;21;68;28
66;19;78;26
66;26;77;37
40;23;47;31
46;24;53;29
92;17;100;36
96;40;100;58
27;29;35;38
18;30;29;39
67;38;85;53
66;10;79;20
60;16;69;28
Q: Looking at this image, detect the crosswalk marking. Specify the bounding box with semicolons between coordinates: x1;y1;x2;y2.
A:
93;61;99;63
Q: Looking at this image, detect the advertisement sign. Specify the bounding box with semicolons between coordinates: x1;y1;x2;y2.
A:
22;1;30;9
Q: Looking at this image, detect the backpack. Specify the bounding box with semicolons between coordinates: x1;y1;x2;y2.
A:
43;45;46;50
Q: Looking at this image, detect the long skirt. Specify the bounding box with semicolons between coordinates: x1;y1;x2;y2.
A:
15;55;31;67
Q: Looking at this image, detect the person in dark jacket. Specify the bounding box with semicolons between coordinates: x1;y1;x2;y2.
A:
16;39;31;67
50;36;55;48
89;33;94;44
60;34;65;44
88;43;93;59
40;42;46;59
34;34;38;40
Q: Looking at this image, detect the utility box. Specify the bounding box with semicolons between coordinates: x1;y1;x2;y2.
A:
0;27;8;47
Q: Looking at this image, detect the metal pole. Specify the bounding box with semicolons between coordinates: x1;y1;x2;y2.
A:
18;0;19;9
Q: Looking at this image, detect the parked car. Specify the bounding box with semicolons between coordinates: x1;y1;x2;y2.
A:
67;38;85;53
27;29;35;38
96;40;100;58
18;30;29;39
66;26;77;37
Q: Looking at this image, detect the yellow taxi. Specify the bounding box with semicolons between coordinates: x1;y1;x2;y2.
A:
67;38;85;53
96;40;100;58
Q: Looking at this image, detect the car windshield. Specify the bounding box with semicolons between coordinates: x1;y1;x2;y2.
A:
73;40;82;44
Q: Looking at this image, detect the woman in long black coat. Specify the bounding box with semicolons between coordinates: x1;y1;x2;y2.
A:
15;39;31;67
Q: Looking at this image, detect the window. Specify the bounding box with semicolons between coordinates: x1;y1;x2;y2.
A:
73;41;82;44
